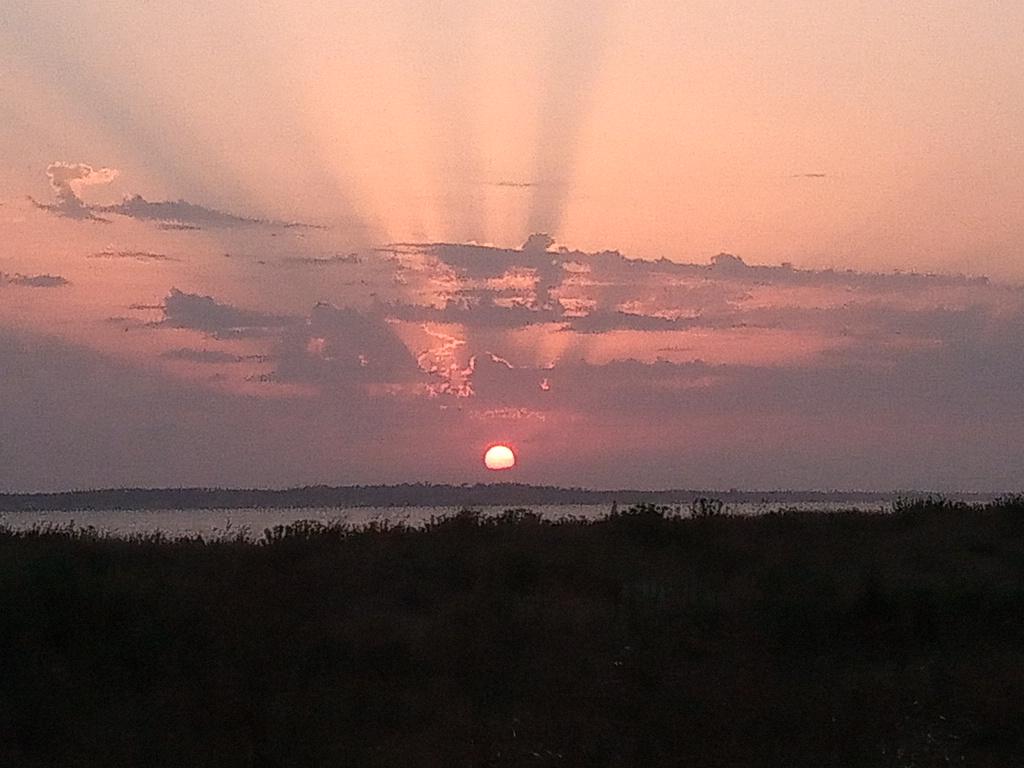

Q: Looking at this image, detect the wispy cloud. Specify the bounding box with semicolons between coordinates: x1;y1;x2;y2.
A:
2;272;70;287
96;195;267;229
87;250;179;263
97;194;325;230
279;253;361;267
156;222;202;231
34;165;322;231
161;347;244;364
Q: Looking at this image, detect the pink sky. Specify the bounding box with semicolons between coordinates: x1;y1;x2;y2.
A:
1;2;1023;491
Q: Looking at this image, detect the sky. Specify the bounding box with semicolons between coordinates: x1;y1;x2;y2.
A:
1;1;1023;492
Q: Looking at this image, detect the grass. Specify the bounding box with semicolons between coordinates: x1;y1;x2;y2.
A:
1;499;1023;766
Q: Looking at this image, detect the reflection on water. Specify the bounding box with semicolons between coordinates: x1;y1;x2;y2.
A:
0;502;890;539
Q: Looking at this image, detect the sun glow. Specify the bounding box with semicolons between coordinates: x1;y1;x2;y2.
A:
483;444;516;471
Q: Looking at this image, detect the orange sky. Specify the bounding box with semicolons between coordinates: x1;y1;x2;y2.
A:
1;1;1023;491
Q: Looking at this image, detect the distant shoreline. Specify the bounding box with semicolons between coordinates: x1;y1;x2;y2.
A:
0;483;1007;512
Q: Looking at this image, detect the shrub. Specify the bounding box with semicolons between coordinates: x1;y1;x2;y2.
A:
689;497;725;518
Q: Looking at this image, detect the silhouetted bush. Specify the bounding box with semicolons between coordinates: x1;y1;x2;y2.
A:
1;497;1023;766
689;496;726;518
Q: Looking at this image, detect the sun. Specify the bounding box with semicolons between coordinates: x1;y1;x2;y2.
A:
484;444;516;470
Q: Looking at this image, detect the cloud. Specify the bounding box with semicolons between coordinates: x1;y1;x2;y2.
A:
33;162;119;221
0;328;361;490
274;302;420;387
565;310;693;334
279;253;361;267
459;316;1024;455
392;235;568;309
371;241;1009;352
388;298;560;329
156;293;422;389
354;242;1024;469
521;232;555;254
34;165;321;231
47;162;118;197
162;289;292;337
387;242;998;335
0;325;471;492
2;272;70;287
94;194;326;230
87;250;179;262
15;223;1024;490
156;222;202;231
96;194;266;229
161;347;243;364
470;406;547;421
390;241;541;279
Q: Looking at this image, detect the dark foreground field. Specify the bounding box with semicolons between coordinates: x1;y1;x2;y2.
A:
2;499;1023;767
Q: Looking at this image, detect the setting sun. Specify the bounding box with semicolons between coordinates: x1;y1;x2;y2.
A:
484;445;516;471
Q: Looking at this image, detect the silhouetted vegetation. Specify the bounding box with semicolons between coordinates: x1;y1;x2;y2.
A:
2;497;1023;766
